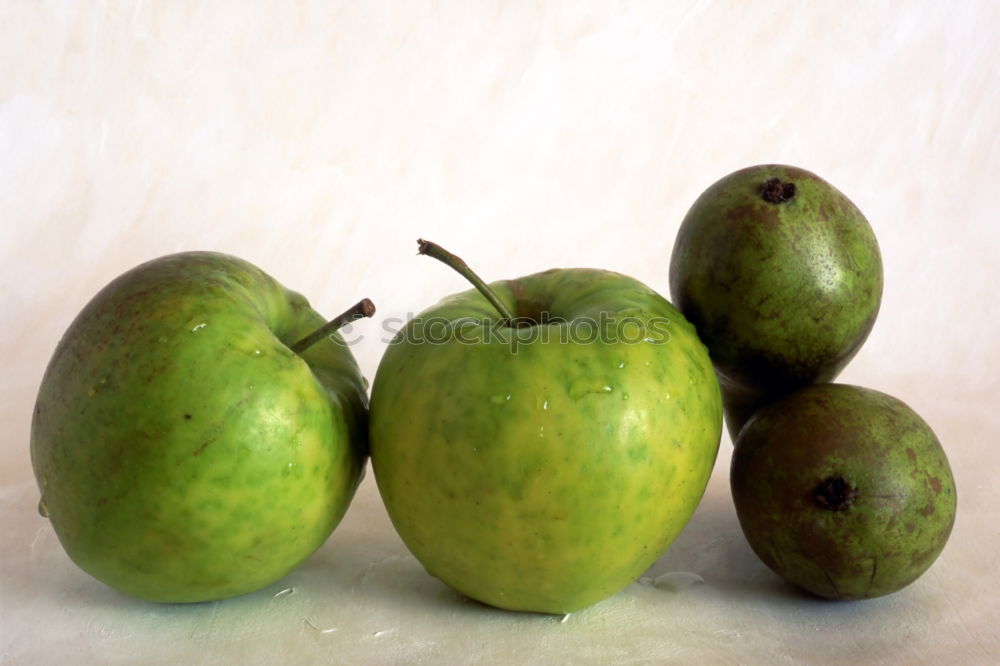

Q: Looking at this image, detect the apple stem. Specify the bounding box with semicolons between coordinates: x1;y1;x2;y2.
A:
290;298;376;354
417;238;515;324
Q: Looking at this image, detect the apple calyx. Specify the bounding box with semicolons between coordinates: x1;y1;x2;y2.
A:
290;298;376;353
417;238;517;325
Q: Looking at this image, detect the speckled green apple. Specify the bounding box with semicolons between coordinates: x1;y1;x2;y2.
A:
731;384;956;600
669;165;883;437
31;252;369;602
369;242;723;614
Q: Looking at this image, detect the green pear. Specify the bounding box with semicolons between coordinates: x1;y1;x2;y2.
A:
670;165;883;438
730;384;956;600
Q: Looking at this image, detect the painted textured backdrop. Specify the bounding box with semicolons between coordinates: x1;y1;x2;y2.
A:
2;2;998;662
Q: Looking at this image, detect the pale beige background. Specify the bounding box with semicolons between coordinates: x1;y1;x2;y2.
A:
2;2;998;664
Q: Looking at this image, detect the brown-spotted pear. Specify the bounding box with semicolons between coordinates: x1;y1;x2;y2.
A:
669;165;883;438
730;383;956;600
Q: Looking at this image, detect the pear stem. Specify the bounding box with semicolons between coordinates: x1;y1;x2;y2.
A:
290;298;376;353
417;238;515;324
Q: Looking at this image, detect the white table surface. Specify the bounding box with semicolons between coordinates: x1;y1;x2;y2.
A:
2;2;998;664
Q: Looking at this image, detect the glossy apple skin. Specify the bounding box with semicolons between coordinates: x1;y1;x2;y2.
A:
31;252;368;602
369;268;722;614
669;165;883;438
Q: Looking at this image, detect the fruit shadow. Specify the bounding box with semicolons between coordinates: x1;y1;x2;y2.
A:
302;465;806;614
646;480;896;620
644;473;801;603
285;474;525;621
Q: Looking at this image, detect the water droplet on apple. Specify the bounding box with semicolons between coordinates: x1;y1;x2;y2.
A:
37;498;49;517
653;571;704;592
622;393;630;401
538;426;545;438
190;322;207;333
253;349;262;357
618;361;626;369
490;393;511;405
569;379;613;400
664;392;671;400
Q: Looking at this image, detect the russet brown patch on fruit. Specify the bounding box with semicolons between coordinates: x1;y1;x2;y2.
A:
192;437;215;457
725;203;781;234
910;545;938;568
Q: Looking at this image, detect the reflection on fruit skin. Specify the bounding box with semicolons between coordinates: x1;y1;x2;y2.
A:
670;164;883;439
731;383;956;600
31;251;369;602
370;267;723;614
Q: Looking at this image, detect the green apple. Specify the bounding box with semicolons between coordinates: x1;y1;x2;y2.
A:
369;240;722;614
31;251;372;602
